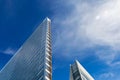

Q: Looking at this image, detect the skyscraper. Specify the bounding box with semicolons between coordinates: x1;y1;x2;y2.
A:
0;18;52;80
70;60;94;80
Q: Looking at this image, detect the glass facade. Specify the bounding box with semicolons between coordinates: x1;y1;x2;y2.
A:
70;60;94;80
0;18;52;80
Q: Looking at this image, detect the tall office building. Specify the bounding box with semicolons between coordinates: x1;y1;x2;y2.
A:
70;60;94;80
0;17;52;80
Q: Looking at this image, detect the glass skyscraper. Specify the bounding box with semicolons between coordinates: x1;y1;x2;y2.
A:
0;17;52;80
70;60;94;80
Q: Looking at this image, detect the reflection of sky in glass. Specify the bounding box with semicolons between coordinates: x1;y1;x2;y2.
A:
0;18;51;80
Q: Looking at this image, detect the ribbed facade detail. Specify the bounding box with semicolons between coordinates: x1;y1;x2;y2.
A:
0;17;52;80
45;18;52;80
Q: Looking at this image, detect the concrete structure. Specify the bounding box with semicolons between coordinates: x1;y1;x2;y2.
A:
0;18;52;80
70;60;94;80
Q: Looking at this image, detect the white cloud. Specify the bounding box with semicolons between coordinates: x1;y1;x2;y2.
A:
96;71;120;80
0;48;16;55
53;0;120;61
52;1;120;79
97;72;114;80
84;0;120;48
95;50;116;66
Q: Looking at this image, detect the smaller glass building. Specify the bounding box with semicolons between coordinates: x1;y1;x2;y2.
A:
70;60;94;80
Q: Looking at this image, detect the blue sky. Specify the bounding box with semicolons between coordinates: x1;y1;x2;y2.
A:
0;0;120;80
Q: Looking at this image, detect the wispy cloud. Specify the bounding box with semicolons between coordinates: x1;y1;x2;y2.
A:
0;48;16;55
97;72;114;80
53;0;120;61
95;49;120;66
52;0;120;79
